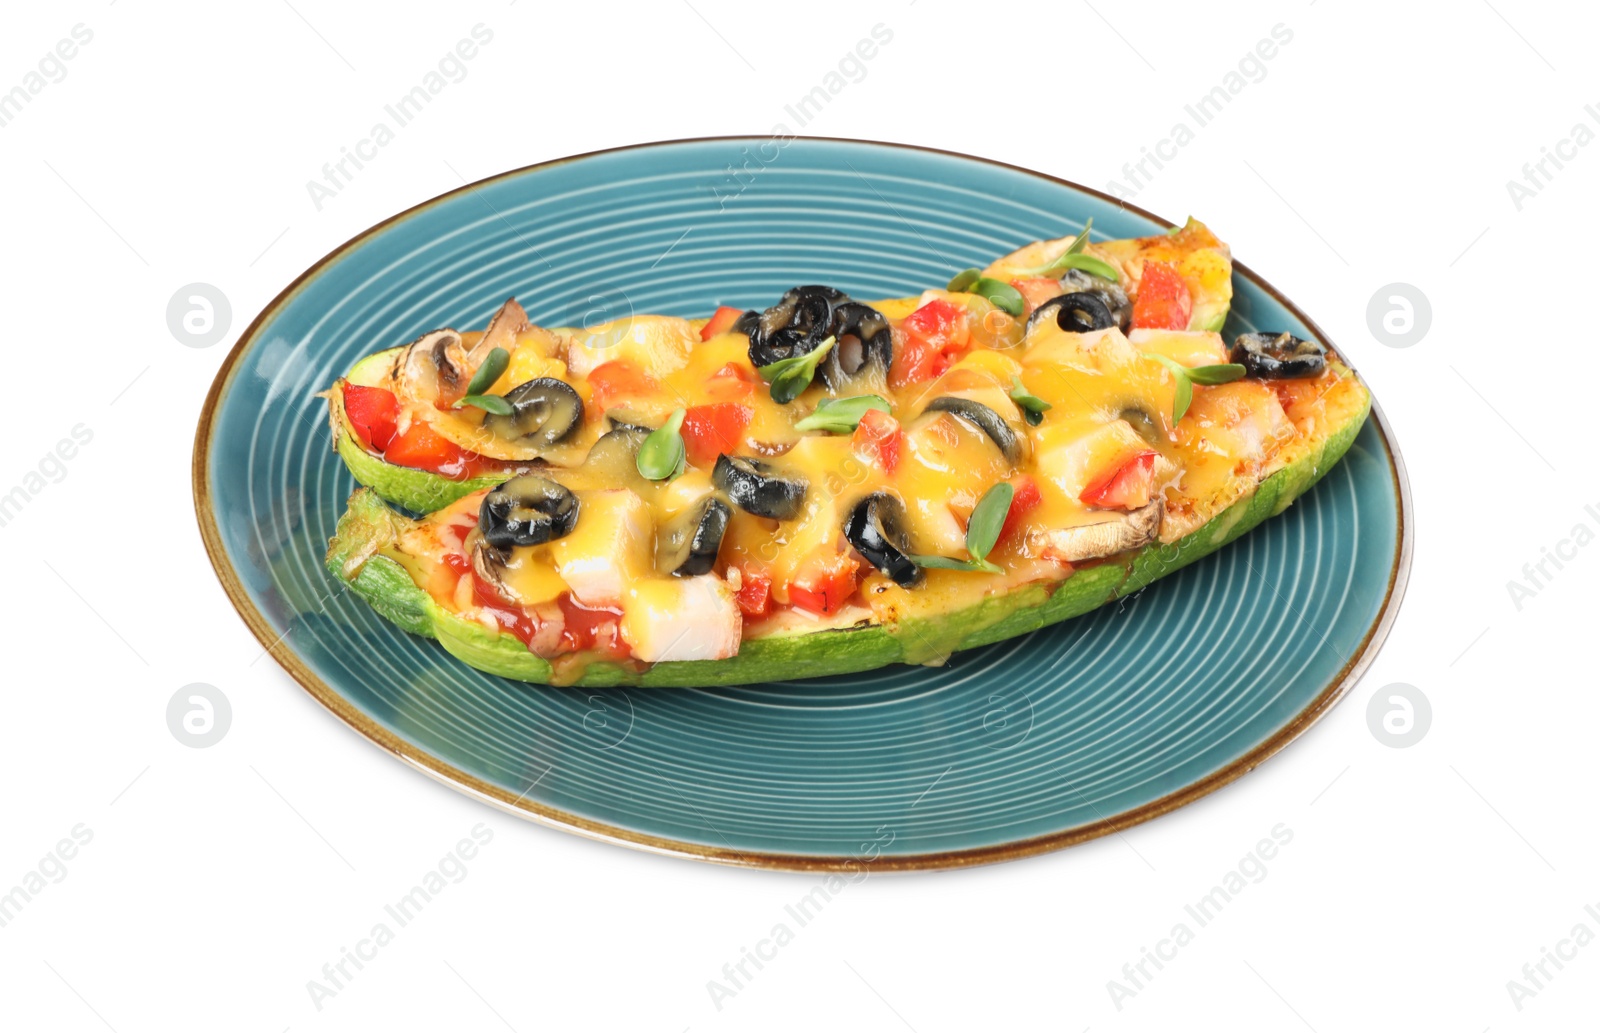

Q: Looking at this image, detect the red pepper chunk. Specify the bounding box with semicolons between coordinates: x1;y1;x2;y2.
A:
851;407;902;474
733;568;773;619
892;298;971;386
341;383;400;450
787;556;861;616
681;403;754;467
998;475;1042;544
1080;451;1158;510
1130;261;1192;331
383;421;479;479
701;306;746;341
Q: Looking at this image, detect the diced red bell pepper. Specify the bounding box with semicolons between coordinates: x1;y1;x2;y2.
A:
998;475;1042;544
701;306;746;341
733;568;773;619
1080;451;1159;510
681;403;754;467
382;421;479;479
342;383;400;451
891;298;971;386
1130;261;1192;331
851;407;903;474
587;360;660;411
787;555;861;616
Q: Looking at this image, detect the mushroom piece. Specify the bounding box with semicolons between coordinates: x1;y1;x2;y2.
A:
466;298;530;367
817;302;893;393
479;474;580;550
712;454;808;520
389;328;470;406
1038;499;1164;563
844;493;923;588
656;496;732;577
920;396;1023;463
1230;332;1327;379
482;378;585;450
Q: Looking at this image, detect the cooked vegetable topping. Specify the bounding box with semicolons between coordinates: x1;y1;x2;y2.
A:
758;334;835;405
844;493;923;587
635;408;687;481
794;395;892;434
1007;377;1052;427
921;396;1023;462
657;496;731;577
1229;332;1327;379
817;303;893;392
909;481;1013;574
712;454;807;520
1030;292;1118;335
748;285;845;367
480;475;579;549
947;268;1024;316
482;377;584;448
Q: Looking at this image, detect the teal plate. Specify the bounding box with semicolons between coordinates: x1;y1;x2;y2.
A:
195;138;1410;871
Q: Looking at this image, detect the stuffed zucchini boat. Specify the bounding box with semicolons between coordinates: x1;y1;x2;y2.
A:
323;218;1371;686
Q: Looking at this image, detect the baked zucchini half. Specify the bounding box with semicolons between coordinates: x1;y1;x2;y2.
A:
324;375;1367;687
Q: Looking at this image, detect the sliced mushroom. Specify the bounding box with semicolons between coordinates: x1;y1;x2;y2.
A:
1230;332;1327;379
657;496;731;577
921;397;1023;463
818;302;893;393
467;298;531;366
389;328;469;405
1039;499;1163;563
712;454;807;519
844;493;923;588
482;378;584;449
479;474;579;550
1026;292;1117;336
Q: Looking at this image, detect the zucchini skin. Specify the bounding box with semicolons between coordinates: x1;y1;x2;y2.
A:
323;391;1371;688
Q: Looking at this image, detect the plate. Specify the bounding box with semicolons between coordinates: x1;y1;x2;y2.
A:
194;138;1410;871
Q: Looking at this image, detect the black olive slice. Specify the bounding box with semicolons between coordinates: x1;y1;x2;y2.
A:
583;427;649;484
482;377;584;449
657;496;731;577
818;302;893;392
749;285;846;367
844;493;923;588
921;397;1023;463
1059;268;1132;331
1229;332;1327;379
1118;406;1164;446
479;475;579;550
712;454;808;520
1027;292;1117;335
604;406;657;434
731;309;762;337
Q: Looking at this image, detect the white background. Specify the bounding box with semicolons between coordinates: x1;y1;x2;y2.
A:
2;0;1594;1029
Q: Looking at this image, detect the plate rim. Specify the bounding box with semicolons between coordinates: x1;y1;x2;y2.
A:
192;135;1413;873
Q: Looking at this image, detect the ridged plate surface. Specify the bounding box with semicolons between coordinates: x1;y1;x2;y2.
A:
195;138;1409;870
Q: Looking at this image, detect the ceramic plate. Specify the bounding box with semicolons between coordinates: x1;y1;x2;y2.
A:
194;138;1410;871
